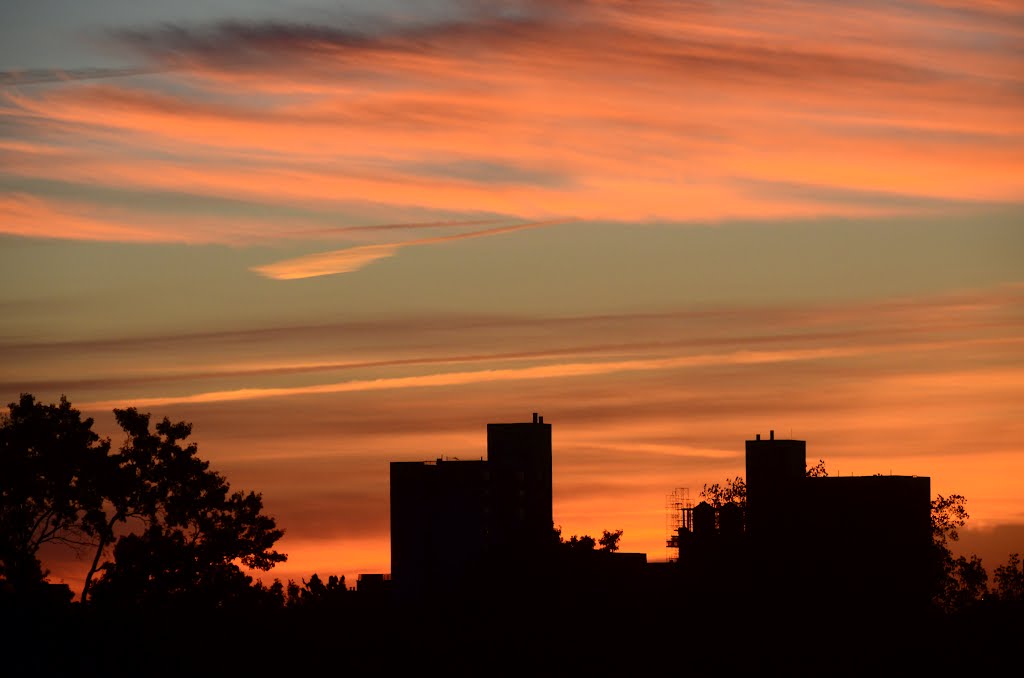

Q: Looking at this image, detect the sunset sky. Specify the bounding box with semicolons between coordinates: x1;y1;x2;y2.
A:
2;0;1022;594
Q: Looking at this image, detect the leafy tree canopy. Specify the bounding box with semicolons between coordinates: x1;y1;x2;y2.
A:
0;394;110;591
993;553;1023;602
89;407;286;607
700;477;747;509
553;526;624;552
0;394;286;608
598;529;623;552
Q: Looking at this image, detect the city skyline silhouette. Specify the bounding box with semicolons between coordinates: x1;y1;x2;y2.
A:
5;399;1022;676
2;6;1022;667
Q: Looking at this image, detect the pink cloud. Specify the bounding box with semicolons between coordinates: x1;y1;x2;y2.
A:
0;0;1019;245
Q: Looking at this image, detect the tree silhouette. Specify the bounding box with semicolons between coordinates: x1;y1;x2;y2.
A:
805;458;829;477
598;529;623;552
699;476;747;509
992;553;1023;603
701;460;826;509
931;493;968;545
87;407;286;608
0;394;110;595
0;394;286;608
553;526;624;553
928;493;990;612
701;460;828;511
566;534;596;550
283;573;349;609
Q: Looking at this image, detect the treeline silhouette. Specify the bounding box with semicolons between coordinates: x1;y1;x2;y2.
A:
2;394;1022;674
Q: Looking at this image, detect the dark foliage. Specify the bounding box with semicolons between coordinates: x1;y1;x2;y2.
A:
87;407;286;608
0;394;285;610
5;396;1021;675
0;394;110;594
993;552;1023;602
929;493;989;611
699;475;747;508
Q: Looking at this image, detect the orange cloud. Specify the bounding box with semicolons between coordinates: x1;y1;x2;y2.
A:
1;0;1020;245
62;353;1023;585
6;0;1024;587
78;332;1024;412
33;283;1013;565
252;219;574;279
8;282;1020;400
253;243;401;279
0;191;329;244
0;193;171;242
76;346;870;409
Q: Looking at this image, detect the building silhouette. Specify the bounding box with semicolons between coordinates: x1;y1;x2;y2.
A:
389;413;552;601
391;417;934;615
675;430;932;612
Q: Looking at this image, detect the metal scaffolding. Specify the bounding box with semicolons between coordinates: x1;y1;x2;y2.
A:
665;487;693;561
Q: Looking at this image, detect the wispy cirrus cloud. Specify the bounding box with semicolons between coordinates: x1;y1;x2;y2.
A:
7;281;1021;392
0;67;158;87
77;345;875;409
1;0;1020;247
252;218;573;279
78;337;1024;411
308;218;502;234
8;0;1024;595
62;280;1024;410
254;243;400;279
19;279;1024;585
0;193;172;242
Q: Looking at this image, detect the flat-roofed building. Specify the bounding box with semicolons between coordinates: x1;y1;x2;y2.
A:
390;413;552;601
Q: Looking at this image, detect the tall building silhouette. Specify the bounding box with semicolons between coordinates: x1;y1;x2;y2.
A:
391;417;934;613
486;415;553;552
390;413;552;601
